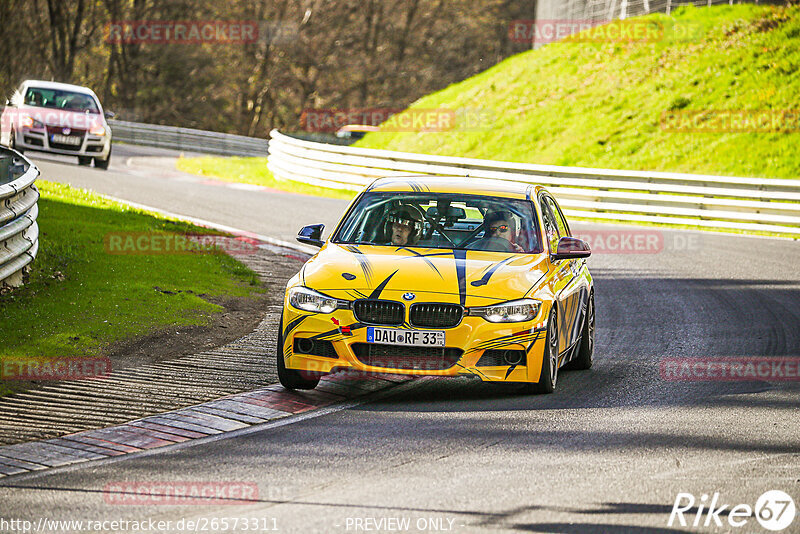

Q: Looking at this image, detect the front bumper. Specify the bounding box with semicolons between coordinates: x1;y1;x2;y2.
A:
281;301;549;383
16;127;110;159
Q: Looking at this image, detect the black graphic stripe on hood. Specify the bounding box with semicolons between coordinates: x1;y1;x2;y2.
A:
397;247;444;279
346;290;369;300
453;249;467;307
344;245;373;285
471;257;516;287
369;270;399;300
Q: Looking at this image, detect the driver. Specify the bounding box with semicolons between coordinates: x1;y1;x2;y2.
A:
384;206;424;246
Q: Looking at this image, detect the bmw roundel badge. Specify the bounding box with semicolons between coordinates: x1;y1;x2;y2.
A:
402;292;416;301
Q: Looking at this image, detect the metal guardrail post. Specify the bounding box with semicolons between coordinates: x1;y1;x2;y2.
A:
107;120;269;157
0;147;40;292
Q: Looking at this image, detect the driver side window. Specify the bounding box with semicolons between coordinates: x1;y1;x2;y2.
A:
544;196;570;238
539;197;560;253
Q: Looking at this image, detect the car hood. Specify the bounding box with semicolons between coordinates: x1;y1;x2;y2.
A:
300;243;549;306
16;105;104;130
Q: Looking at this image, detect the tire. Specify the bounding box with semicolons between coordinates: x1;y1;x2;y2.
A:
567;292;594;371
277;316;320;390
523;306;559;394
78;156;92;166
94;152;110;170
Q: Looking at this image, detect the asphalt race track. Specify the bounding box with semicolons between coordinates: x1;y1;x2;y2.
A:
1;147;798;533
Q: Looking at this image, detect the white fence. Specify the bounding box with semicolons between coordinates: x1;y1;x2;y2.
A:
109;120;269;157
0;148;39;291
267;129;800;235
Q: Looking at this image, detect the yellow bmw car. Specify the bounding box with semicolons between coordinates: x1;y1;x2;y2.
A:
278;176;594;394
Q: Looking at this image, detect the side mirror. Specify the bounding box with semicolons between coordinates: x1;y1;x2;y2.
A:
552;236;591;260
297;224;325;247
104;110;116;120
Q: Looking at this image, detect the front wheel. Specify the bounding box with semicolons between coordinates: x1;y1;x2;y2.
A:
94;153;110;170
276;316;320;390
523;306;559;394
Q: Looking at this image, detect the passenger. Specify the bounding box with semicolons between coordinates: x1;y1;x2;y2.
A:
476;211;524;252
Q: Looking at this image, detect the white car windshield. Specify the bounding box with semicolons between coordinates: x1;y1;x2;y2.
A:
334;191;542;253
23;88;100;113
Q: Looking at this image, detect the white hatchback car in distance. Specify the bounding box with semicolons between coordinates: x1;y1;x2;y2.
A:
1;80;113;169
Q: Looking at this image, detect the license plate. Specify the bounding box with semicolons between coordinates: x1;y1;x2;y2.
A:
51;134;81;145
367;327;445;347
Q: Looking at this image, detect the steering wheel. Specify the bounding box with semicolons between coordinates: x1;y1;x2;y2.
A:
468;236;515;252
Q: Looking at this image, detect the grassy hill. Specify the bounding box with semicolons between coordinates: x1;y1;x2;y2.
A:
355;4;800;179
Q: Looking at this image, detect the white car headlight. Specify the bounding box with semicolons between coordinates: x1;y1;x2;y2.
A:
470;299;541;323
288;286;348;314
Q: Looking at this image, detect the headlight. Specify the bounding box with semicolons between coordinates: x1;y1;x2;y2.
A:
20;115;43;129
469;299;541;323
89;124;106;136
288;286;348;314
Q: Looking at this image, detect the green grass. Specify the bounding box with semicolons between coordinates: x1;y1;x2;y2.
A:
175;156;356;200
356;4;800;179
0;181;264;394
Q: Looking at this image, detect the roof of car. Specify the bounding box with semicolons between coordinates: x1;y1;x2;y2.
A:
366;175;543;199
22;80;98;96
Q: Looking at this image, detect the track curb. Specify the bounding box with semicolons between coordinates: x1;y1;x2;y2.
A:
0;373;414;480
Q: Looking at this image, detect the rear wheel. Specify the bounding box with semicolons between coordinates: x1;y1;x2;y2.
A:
523;306;558;394
277;316;320;390
78;156;92;166
566;292;594;371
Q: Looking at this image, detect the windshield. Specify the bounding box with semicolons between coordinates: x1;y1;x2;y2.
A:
23;87;99;113
334;191;542;253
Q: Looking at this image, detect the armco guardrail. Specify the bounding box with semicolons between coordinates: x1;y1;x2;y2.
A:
0;147;39;291
109;120;269;157
267;129;800;236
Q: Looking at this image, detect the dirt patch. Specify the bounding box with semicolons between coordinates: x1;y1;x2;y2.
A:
108;292;273;370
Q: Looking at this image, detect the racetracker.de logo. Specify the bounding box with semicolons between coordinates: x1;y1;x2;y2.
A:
301;108;457;133
103;481;259;505
660;358;800;382
661;110;800;133
104;20;259;44
1;357;111;380
104;232;260;256
509;19;662;44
